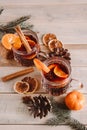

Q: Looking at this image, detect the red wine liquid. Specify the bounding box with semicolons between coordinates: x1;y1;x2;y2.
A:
18;35;36;53
44;63;69;82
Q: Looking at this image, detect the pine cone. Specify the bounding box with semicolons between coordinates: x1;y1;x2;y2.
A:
22;95;51;119
48;47;71;64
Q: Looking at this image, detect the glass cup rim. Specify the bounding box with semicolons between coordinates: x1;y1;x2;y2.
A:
12;43;40;56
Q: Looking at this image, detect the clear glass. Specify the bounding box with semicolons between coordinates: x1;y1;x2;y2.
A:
12;29;40;66
41;57;72;96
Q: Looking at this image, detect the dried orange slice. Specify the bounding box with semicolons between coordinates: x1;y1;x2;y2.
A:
48;39;57;52
48;39;63;52
54;65;68;78
42;33;57;46
1;33;22;50
56;40;63;48
33;58;50;73
14;81;29;94
22;77;39;94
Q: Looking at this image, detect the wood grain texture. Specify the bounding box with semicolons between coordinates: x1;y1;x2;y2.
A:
0;44;87;66
0;94;86;125
0;4;87;44
0;125;81;130
0;66;86;93
0;0;87;6
0;0;87;129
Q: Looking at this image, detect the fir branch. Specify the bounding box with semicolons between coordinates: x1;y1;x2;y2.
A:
67;117;87;130
0;8;4;15
0;22;33;34
0;15;31;31
51;98;71;118
45;98;87;130
45;117;63;126
20;22;33;30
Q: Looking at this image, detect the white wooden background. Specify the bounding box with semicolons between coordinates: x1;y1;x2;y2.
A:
0;0;87;130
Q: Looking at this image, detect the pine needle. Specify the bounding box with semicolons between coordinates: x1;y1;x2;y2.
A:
45;117;64;126
0;14;33;39
45;98;87;130
0;22;33;33
67;117;87;130
51;98;71;118
0;15;31;31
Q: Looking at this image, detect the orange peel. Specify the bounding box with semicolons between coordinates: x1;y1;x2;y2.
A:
48;64;57;70
33;58;50;73
1;33;22;50
54;65;68;78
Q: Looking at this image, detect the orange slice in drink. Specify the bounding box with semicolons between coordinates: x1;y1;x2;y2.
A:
1;33;22;50
48;64;57;70
33;58;50;73
54;65;68;78
13;36;22;49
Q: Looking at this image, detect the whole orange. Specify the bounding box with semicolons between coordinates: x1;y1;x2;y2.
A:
65;90;85;110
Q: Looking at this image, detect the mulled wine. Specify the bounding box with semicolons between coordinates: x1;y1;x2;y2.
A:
12;30;40;66
41;57;71;96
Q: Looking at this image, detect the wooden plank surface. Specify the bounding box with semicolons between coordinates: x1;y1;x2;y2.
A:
0;0;87;129
0;125;84;130
0;44;87;66
0;94;86;125
0;66;86;93
0;4;87;44
0;0;87;6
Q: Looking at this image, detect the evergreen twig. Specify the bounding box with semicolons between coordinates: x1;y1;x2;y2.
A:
0;22;33;33
0;14;33;40
45;117;65;126
45;98;87;130
51;97;71;118
0;15;31;31
67;117;87;130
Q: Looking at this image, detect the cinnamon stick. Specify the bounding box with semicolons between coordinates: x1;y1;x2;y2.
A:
15;25;32;53
1;67;34;82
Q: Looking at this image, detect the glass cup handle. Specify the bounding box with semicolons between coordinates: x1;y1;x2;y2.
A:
37;51;49;59
68;78;83;92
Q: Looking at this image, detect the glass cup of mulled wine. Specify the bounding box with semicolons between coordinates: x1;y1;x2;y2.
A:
12;29;40;66
41;57;82;96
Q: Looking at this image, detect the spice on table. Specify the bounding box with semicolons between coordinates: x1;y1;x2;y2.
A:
42;33;57;46
14;81;29;94
41;33;71;63
22;76;39;94
1;67;34;82
22;95;51;119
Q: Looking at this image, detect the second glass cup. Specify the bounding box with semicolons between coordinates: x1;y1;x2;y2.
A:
41;57;82;96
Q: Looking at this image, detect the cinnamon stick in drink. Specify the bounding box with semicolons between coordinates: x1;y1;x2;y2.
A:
15;25;32;53
1;67;34;82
